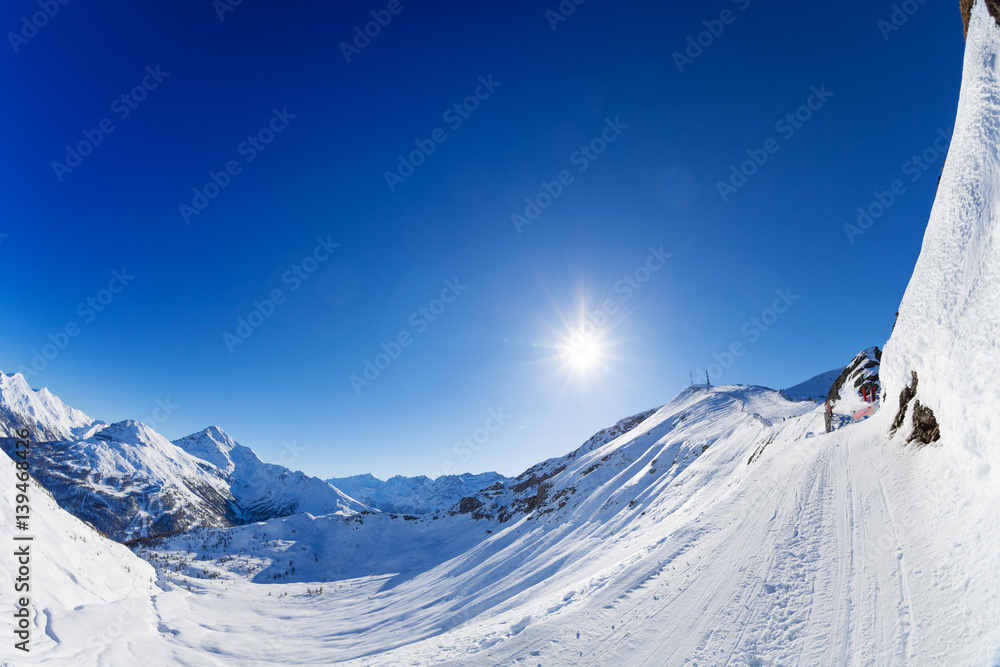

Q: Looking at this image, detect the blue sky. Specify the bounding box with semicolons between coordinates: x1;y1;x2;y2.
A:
0;0;965;479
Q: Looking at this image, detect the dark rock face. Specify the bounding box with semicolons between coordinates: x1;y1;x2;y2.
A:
962;0;1000;38
910;402;942;445
890;371;942;445
457;496;482;514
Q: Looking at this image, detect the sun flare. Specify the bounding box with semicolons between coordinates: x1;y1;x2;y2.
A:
561;339;604;372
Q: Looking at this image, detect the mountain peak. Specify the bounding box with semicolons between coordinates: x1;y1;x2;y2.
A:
97;420;170;447
172;426;240;473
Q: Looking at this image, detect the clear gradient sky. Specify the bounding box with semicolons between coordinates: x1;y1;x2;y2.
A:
0;0;966;479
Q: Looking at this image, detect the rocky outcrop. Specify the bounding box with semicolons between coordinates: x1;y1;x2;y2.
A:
962;0;1000;38
889;371;942;445
911;401;942;444
827;347;882;406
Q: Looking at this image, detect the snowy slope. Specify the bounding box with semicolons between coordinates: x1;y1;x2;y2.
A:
173;427;368;523
877;0;1000;659
882;0;1000;463
327;472;508;515
322;408;659;517
0;371;99;441
97;383;989;666
0;448;158;665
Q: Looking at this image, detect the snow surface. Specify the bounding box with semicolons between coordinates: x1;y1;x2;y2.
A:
6;379;1000;664
0;447;157;664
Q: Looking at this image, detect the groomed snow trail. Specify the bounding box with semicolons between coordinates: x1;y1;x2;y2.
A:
438;414;915;667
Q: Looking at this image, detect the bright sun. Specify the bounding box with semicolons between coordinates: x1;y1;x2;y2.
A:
561;340;603;372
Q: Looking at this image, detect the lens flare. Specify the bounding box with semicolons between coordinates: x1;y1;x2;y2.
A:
560;338;604;373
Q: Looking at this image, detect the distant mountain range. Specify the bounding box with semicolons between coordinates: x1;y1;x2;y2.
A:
327;472;509;515
0;371;516;541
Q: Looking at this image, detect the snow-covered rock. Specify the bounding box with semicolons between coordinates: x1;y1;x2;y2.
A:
826;346;881;414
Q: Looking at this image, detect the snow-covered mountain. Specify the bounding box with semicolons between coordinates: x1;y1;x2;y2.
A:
9;419;238;540
121;380;858;665
446;386;812;525
0;371;100;440
175;426;368;523
0;376;369;542
327;471;508;515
